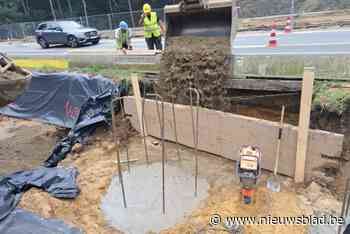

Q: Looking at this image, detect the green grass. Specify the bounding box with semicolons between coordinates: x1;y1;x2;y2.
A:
34;65;66;73
33;64;160;81
31;64;350;114
313;81;350;114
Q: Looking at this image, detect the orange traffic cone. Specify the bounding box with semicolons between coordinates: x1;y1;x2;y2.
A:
284;16;293;33
268;23;278;48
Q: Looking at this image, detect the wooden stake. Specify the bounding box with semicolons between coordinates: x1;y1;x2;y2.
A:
131;74;146;135
294;68;315;183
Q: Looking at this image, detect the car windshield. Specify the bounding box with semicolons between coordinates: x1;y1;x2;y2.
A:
58;21;84;29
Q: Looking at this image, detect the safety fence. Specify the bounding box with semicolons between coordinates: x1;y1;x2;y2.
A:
0;8;164;40
1;3;349;40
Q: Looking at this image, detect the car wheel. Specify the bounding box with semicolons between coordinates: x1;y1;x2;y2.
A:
92;39;99;45
68;36;79;48
38;38;49;49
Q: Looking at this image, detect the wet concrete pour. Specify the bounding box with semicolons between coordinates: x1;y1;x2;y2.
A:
101;161;209;234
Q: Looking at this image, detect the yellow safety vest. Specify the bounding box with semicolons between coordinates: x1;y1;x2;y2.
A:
143;12;161;38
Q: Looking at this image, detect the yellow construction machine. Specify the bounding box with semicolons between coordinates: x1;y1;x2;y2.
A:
164;0;238;43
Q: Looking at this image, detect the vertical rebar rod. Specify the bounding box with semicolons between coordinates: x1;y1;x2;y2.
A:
147;93;165;214
170;81;181;161
160;98;165;214
172;101;181;161
119;98;130;173
111;98;127;208
155;98;163;138
188;87;200;197
142;89;150;165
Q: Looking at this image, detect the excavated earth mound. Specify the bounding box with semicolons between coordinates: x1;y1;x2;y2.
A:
157;36;231;111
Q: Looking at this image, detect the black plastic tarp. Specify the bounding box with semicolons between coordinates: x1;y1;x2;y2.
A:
0;72;126;233
0;72;125;167
0;72;117;129
0;208;83;234
0;167;79;221
0;167;81;234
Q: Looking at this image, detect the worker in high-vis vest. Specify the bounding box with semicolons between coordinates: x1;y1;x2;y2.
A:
115;21;132;55
139;3;165;51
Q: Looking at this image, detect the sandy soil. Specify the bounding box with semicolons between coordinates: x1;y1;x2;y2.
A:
15;118;315;234
161;186;308;234
0;115;339;234
19;127;122;234
0;116;61;175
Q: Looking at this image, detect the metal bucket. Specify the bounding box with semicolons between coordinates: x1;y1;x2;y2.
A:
164;0;237;44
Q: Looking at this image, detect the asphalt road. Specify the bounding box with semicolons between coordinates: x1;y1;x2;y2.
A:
0;38;149;58
1;29;350;57
234;29;350;55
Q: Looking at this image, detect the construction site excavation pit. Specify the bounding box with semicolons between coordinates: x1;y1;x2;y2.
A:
101;162;209;234
97;134;311;234
0;113;341;234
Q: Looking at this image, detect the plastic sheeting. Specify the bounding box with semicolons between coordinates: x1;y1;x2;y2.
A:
0;72;118;129
0;72;125;167
0;167;79;221
0;208;83;234
0;72;127;233
0;167;81;234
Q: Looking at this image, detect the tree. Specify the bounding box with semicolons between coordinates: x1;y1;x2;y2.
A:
127;0;135;27
55;0;64;18
108;0;113;13
49;0;56;20
0;0;24;24
66;0;73;16
82;0;89;26
20;0;29;16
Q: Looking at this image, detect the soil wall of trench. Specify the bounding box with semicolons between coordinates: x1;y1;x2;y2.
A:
156;35;349;195
310;103;350;174
230;93;350;150
229;95;350;194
